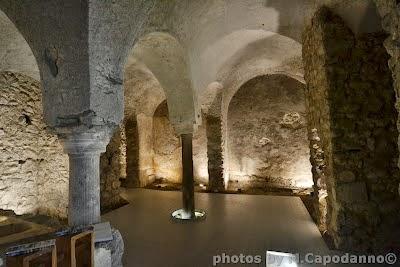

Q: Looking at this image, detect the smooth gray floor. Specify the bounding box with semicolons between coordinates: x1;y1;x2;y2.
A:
103;189;390;267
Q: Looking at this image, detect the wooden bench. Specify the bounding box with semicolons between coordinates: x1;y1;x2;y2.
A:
56;230;94;267
5;226;94;267
6;242;56;267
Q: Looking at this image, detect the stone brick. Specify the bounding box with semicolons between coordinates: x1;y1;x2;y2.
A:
303;6;400;252
336;182;368;203
0;72;69;218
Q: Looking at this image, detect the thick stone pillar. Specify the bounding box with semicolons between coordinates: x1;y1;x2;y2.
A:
61;130;111;226
124;114;155;188
124;116;140;188
181;133;195;217
137;114;156;186
206;115;225;192
303;7;400;251
100;127;124;211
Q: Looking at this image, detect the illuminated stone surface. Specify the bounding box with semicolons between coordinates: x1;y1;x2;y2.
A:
0;0;399;258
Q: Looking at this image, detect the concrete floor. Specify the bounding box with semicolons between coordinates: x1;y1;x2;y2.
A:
103;189;330;266
103;189;390;267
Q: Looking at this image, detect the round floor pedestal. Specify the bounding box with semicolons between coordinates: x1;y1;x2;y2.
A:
171;209;206;221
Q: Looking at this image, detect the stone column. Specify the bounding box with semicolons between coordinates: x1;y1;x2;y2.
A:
206;115;225;191
61;129;111;226
181;133;195;217
171;117;205;220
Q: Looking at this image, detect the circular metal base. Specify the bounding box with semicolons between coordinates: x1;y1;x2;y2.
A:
171;209;206;221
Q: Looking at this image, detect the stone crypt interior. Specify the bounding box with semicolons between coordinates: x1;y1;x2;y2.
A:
1;0;400;266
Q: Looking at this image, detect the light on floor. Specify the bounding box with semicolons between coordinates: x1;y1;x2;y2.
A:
171;209;206;221
0;216;7;223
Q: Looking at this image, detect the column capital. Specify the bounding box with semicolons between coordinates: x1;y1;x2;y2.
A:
57;127;113;155
57;126;113;226
173;121;199;135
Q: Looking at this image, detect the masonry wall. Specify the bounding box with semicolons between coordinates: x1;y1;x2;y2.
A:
152;101;181;183
374;0;400;167
0;71;124;218
303;7;400;252
122;113;158;188
124;115;140;187
227;75;313;190
0;72;69;218
100;127;125;211
206;114;224;191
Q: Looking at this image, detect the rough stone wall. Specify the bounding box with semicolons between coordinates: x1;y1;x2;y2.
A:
153;107;182;184
124;113;159;187
153;101;208;184
100;127;125;211
193;120;209;185
303;7;400;252
137;113;157;186
374;1;400;168
227;75;313;190
119;124;127;180
206;114;224;191
308;128;328;233
124;116;140;187
0;72;69;217
0;10;39;80
0;71;124;217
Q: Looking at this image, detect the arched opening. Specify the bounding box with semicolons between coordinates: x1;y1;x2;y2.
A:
119;31;203;192
0;10;39;80
3;1;399;265
226;74;313;194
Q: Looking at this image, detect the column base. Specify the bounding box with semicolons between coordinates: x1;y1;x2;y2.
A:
171;209;206;221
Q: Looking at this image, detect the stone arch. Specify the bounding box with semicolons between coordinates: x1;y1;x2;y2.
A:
128;32;200;134
221;70;305;188
0;10;39;79
225;74;312;191
222;69;305;127
120;32;203;188
0;1;158;227
120;84;209;189
0;7;129;218
197;31;304;190
122;59;166;188
207;70;305;191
